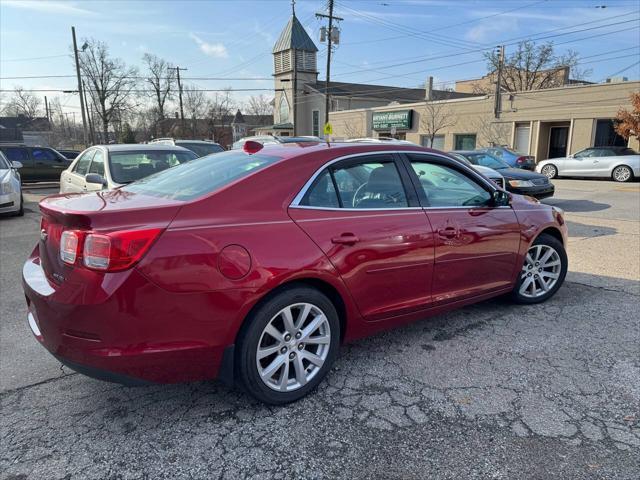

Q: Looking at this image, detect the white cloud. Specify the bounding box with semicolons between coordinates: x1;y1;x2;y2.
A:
465;18;518;43
2;0;95;16
189;33;228;59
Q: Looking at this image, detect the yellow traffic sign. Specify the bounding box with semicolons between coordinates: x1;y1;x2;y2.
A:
323;122;333;135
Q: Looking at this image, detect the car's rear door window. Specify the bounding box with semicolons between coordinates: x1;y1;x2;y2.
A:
123;150;281;200
300;157;408;209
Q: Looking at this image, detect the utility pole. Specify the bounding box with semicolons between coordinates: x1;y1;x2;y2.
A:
82;80;94;144
44;96;50;123
292;1;298;136
71;26;88;146
494;45;505;119
176;66;187;133
316;0;343;126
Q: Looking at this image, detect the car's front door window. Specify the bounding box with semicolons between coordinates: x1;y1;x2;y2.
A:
88;150;105;176
73;150;95;176
409;159;491;208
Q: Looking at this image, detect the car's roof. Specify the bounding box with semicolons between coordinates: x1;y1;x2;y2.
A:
175;140;221;145
450;150;481;155
246;141;431;160
98;144;192;152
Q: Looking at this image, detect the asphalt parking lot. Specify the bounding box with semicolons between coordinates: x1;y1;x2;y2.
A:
1;179;639;479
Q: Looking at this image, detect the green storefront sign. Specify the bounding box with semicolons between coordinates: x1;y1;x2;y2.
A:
372;110;413;130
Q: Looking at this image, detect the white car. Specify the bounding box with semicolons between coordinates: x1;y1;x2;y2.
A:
0;150;23;216
60;144;197;194
536;146;639;182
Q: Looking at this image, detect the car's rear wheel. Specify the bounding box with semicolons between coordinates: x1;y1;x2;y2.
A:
612;165;633;183
511;233;567;304
540;164;557;179
237;286;340;404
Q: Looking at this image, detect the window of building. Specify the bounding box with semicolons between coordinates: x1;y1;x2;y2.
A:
312;110;320;137
454;134;476;150
279;95;290;123
514;125;530;154
421;135;445;150
594;119;626;147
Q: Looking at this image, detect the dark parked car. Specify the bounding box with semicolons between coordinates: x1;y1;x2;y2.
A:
57;149;81;160
149;138;224;157
479;146;536;170
0;144;71;182
451;150;554;199
24;142;568;404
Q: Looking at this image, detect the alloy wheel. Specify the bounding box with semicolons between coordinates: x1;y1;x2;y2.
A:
612;166;631;182
519;244;562;299
256;303;331;392
541;165;556;179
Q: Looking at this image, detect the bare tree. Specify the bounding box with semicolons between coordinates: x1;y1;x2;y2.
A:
183;84;209;138
470;113;511;147
341;117;364;138
6;86;42;119
78;39;138;142
244;94;273;117
207;88;236;146
142;53;175;136
420;100;456;147
483;41;590;93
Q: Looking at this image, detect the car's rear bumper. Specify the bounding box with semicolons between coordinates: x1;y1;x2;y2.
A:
22;253;246;384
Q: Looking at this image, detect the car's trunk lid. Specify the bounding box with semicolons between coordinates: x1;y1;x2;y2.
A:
38;190;183;283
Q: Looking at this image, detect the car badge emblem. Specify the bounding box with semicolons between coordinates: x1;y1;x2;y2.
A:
40;229;48;241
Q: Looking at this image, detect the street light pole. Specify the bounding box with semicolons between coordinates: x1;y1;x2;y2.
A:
71;26;88;146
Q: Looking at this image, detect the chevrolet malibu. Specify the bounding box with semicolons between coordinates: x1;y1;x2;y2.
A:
23;142;568;404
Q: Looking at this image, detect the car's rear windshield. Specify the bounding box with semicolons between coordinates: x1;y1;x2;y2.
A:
122;151;282;201
109;150;197;184
177;142;224;157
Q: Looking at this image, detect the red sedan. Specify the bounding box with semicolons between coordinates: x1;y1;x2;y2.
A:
23;142;568;404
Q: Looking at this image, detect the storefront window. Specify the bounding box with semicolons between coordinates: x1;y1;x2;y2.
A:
455;134;476;150
421;135;445;150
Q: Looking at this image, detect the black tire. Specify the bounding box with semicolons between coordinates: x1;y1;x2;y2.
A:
236;286;340;405
611;165;633;183
510;233;568;304
540;164;557;179
15;194;24;216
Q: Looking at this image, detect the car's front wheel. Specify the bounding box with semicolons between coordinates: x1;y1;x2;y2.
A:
540;164;557;179
612;165;633;182
237;286;340;404
511;233;567;304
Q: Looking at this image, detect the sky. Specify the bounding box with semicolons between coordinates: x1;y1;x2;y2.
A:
1;0;639;117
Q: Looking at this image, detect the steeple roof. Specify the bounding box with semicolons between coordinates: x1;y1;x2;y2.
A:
273;15;318;54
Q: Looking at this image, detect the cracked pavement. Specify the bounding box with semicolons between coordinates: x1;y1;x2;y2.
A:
1;180;639;479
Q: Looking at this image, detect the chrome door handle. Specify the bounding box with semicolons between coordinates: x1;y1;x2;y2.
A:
331;234;359;245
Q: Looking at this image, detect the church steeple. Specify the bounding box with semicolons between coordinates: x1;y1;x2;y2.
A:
273;9;318;74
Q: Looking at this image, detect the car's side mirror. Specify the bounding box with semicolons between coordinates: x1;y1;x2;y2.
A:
85;173;107;186
11;161;23;169
492;190;511;207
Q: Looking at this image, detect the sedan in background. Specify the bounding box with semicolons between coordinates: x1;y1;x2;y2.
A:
57;149;81;160
479;146;536;170
536;146;639;182
149;138;224;158
448;152;505;189
59;144;197;194
0;150;23;216
452;150;554;199
0;144;72;182
25;142;568;405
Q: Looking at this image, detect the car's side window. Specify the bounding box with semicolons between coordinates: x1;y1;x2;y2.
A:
299;157;408;209
408;157;492;208
73;150;95;176
0;147;29;163
88;150;105;176
575;149;593;158
300;170;340;208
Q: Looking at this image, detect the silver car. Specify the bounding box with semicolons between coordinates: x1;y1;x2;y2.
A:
536;146;639;182
0;150;23;216
60;144;197;194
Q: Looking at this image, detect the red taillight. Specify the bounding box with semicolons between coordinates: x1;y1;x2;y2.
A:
83;228;163;271
59;227;162;272
516;156;527;164
60;230;83;264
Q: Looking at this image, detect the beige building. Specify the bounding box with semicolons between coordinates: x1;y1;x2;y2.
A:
329;80;640;161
